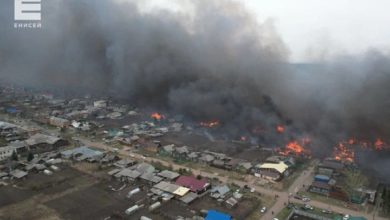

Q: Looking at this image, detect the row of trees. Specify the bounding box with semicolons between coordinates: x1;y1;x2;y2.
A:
382;186;390;215
10;151;34;162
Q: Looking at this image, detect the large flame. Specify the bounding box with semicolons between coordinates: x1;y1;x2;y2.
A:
278;139;310;156
333;142;355;163
333;138;388;163
286;141;304;154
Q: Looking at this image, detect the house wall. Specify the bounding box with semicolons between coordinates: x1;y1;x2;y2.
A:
0;148;14;161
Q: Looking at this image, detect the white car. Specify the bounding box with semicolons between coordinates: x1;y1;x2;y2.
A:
304;204;314;210
260;207;267;213
272;218;279;220
343;214;350;220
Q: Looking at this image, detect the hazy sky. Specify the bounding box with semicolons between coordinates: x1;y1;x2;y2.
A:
244;0;390;62
134;0;390;62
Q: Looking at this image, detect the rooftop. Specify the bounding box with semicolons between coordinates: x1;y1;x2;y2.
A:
257;161;288;174
153;181;190;196
114;168;141;179
175;175;208;192
205;210;232;220
158;170;180;180
26;133;62;146
61;146;104;160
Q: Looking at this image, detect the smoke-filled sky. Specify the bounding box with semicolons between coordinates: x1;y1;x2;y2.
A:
1;0;390;180
138;0;390;62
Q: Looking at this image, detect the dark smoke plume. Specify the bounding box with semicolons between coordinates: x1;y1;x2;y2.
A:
0;0;390;181
0;0;290;139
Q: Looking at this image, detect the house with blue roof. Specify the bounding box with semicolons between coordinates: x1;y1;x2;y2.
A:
205;210;232;220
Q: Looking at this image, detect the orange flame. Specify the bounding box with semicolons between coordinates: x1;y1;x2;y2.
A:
375;138;385;150
277;138;311;156
286;141;304;154
200;120;220;128
276;125;285;133
333;142;355;163
151;112;164;120
332;138;390;163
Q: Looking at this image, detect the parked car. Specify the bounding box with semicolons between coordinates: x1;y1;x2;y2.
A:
260;207;267;213
343;214;350;220
321;209;332;214
302;204;314;210
302;196;311;202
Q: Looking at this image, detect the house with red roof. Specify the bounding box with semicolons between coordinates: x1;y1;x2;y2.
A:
175;175;211;194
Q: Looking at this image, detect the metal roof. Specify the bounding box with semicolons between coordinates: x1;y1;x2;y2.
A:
257;162;288;174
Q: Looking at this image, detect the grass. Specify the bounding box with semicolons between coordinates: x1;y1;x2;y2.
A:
297;191;348;209
278;202;341;220
244;192;276;220
0;137;8;147
276;206;293;220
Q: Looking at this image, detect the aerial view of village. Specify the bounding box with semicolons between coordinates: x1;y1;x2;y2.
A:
1;1;390;220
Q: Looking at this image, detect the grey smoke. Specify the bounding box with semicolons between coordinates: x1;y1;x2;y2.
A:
0;0;390;180
0;0;290;134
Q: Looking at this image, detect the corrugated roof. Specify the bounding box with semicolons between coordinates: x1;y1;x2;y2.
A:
173;186;190;196
175;176;208;192
158;170;180;180
61;146;103;158
258;162;288;174
114;168;141;179
26;134;61;145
